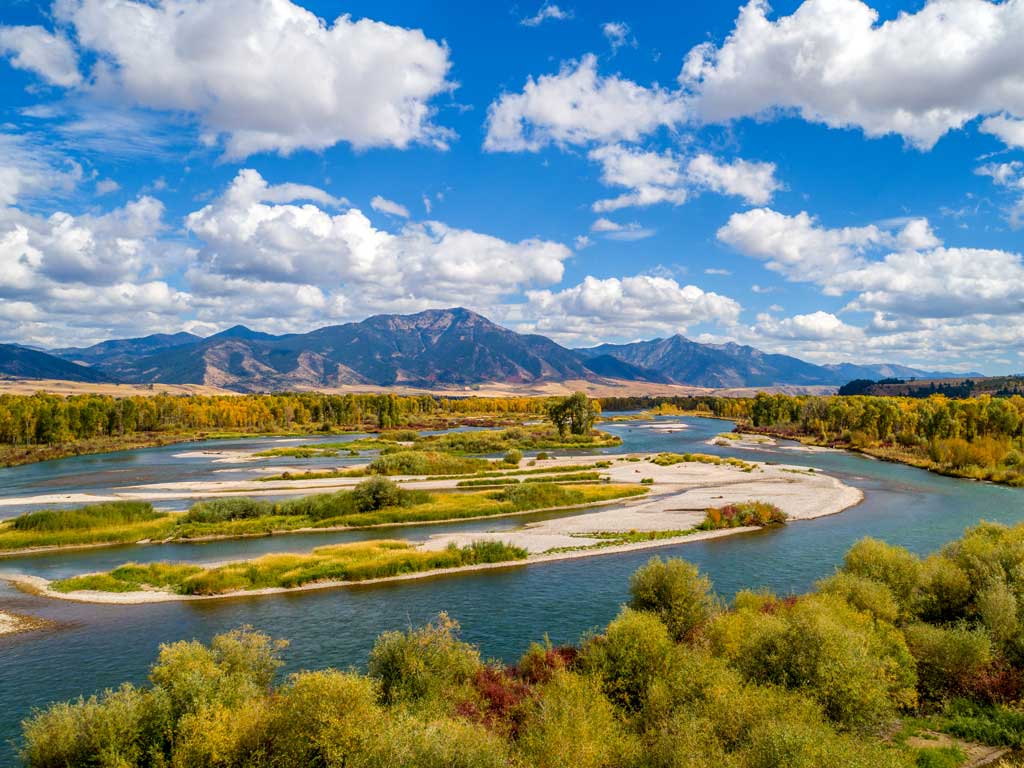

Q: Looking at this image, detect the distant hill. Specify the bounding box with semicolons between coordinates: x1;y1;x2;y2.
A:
574;336;962;388
37;308;976;393
0;344;112;383
55;332;200;368
840;376;1024;399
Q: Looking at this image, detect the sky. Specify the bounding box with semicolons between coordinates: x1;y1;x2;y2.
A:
0;0;1023;373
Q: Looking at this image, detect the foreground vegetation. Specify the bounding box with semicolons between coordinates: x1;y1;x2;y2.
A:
0;481;645;553
52;539;529;596
24;521;1024;767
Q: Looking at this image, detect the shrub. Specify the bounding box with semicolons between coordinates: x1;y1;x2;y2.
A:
368;613;481;705
496;482;584;510
917;555;973;623
842;537;923;617
515;671;636;768
183;497;274;524
581;608;676;711
503;448;523;466
350;475;405;512
904;623;992;702
368;450;490;476
816;571;900;624
707;594;917;731
536;451;550;460
699;501;786;530
629;557;717;641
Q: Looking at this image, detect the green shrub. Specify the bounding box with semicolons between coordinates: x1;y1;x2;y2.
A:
515;671;636;768
368;450;490;476
503;448;523;466
939;699;1024;747
904;623;993;702
816;571;900;624
842;537;923;617
629;557;717;641
707;593;917;731
184;497;274;524
368;613;481;705
581;608;676;711
496;482;585;510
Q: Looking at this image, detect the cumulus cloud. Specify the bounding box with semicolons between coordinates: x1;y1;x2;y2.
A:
0;25;81;86
976;160;1024;227
980;115;1024;149
682;0;1024;150
589;217;655;240
718;207;1024;318
48;0;454;158
521;4;572;26
0;196;189;346
185;169;571;315
589;145;780;211
371;196;411;218
685;153;782;205
523;274;742;342
484;55;688;152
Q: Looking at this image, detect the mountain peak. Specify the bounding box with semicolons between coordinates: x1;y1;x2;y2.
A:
208;325;277;341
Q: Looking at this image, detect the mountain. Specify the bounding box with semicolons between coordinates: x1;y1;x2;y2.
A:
54;332;201;368
30;310;975;392
575;336;972;388
0;344;112;383
104;308;598;392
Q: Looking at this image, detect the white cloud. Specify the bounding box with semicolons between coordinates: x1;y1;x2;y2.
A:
573;235;592;249
976;160;1024;228
589;145;781;211
0;134;84;207
54;0;454;158
602;21;633;52
371;195;410;218
980;114;1024;149
185;169;571;314
682;0;1024;150
95;179;121;195
523;274;741;342
685;153;781;205
718;207;1024;318
705;268;731;275
0;25;81;87
521;4;572;26
753;310;862;341
589;217;655;240
484;54;688;152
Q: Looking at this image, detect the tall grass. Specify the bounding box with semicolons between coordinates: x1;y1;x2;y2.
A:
367;450;491;476
651;452;755;471
12;501;161;531
0;502;177;551
53;539;530;596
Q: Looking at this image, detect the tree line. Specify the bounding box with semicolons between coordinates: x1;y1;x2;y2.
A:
0;393;551;447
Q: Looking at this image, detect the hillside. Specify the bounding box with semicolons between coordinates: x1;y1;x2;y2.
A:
0;345;111;383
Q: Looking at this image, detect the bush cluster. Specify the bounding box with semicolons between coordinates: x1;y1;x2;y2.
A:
23;523;1024;768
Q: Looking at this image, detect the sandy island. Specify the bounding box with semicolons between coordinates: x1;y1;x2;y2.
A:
2;454;863;605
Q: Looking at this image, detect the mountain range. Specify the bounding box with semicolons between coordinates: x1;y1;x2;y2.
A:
0;308;974;392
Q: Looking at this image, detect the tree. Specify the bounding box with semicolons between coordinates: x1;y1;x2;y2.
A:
546;392;598;437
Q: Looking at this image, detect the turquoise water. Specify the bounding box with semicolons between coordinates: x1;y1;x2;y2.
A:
1;416;1023;762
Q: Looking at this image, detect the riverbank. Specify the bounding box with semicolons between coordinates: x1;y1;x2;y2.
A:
3;456;863;604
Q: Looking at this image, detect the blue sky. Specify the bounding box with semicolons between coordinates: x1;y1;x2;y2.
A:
1;0;1023;372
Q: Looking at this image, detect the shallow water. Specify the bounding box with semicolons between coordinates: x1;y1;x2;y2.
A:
1;416;1023;762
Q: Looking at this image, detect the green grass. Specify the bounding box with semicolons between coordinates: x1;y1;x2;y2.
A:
544;528;697;554
455;472;603;488
411;426;622;454
650;452;756;471
259;460;613;483
52;539;529;596
0;502;177;551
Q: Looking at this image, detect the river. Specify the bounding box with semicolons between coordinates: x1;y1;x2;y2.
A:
1;415;1023;762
